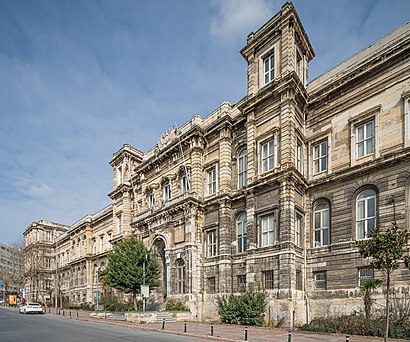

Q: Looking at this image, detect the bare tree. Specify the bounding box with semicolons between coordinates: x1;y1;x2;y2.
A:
24;242;48;304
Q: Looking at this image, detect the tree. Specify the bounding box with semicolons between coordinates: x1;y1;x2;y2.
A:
100;236;160;310
24;242;47;303
358;224;410;341
360;278;382;321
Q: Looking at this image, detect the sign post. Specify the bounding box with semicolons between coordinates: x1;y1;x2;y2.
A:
141;285;149;313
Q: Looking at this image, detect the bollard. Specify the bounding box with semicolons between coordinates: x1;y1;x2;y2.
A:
210;323;214;336
245;326;248;341
184;320;187;333
162;318;165;330
288;330;292;342
70;310;72;317
77;311;79;318
63;310;65;316
346;336;350;342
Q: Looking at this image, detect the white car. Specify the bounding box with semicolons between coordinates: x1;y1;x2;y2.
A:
19;302;44;314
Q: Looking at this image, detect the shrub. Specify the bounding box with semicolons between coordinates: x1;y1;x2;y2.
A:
217;291;267;326
299;313;410;339
165;297;189;312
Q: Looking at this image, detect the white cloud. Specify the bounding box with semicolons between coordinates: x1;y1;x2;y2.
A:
16;179;52;198
210;0;275;41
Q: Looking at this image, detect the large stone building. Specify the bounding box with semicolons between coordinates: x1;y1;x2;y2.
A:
0;241;24;300
23;2;410;327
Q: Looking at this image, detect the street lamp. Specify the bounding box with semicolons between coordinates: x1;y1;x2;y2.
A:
55;233;59;313
95;266;100;312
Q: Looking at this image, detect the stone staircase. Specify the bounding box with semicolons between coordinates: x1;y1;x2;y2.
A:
107;311;126;321
156;311;176;323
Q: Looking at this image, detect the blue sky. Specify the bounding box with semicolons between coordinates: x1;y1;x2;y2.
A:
0;0;409;245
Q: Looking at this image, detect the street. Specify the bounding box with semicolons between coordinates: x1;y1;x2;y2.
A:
0;308;207;342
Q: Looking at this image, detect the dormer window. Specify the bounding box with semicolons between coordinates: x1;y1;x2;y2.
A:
263;52;275;84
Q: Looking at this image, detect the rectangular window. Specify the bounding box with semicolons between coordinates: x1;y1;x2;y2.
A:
176;259;185;294
207;167;217;195
313;140;327;174
237;216;247;253
314;271;327;290
264;53;275;84
296;270;302;290
163;182;172;201
238;150;247;188
261;139;275;172
237;275;246;293
207;230;217;257
261;216;275;247
117;166;123;185
296;140;303;173
149;191;155;209
359;268;374;287
356;120;374;158
100;236;104;252
208;277;216;294
296;51;304;84
92;240;96;254
45;231;51;241
405;97;410;147
263;270;274;290
295;215;302;247
116;214;123;233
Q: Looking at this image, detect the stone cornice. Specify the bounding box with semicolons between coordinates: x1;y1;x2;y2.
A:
307;148;410;190
308;41;410;122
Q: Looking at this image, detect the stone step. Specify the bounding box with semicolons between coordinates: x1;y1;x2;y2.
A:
156;312;176;323
107;312;126;321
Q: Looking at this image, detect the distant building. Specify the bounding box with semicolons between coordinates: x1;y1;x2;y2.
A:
23;2;410;326
0;241;24;299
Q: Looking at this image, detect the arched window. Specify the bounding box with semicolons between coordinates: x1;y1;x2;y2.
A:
238;149;247;188
181;171;191;193
176;259;185;294
237;212;247;253
356;189;376;239
313;202;329;247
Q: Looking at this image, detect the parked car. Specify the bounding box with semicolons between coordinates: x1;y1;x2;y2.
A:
19;302;44;314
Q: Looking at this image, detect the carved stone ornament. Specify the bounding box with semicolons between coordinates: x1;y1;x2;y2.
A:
158;126;179;150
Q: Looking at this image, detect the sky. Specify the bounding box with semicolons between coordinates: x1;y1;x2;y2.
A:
0;0;409;245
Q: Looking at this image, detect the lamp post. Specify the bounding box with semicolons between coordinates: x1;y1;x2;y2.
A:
55;233;59;313
95;266;100;311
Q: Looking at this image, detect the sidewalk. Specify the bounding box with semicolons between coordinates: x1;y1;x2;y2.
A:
13;307;408;342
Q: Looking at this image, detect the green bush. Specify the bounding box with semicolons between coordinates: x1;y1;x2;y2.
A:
299;313;410;339
217;291;267;326
165;297;189;312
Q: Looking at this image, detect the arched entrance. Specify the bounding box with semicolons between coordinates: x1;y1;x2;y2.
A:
151;237;167;303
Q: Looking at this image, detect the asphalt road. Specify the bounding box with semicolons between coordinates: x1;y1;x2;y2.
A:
0;308;207;342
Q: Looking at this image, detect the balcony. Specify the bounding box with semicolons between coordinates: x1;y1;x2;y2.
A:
135;191;200;223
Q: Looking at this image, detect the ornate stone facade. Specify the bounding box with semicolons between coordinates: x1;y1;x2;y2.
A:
23;3;410;327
